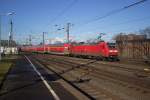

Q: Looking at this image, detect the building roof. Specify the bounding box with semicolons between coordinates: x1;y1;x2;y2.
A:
115;34;147;41
0;40;17;47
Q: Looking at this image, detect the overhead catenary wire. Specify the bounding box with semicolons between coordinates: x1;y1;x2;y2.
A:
73;16;150;41
24;0;149;44
80;0;148;26
50;0;78;24
41;0;78;31
86;16;150;32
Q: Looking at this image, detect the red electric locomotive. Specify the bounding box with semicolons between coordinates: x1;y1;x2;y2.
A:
69;42;118;60
21;41;119;61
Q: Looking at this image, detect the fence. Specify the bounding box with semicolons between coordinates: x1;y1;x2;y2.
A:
116;39;150;59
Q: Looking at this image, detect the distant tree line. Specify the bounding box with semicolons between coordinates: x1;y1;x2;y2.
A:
114;27;150;41
113;26;150;59
139;27;150;39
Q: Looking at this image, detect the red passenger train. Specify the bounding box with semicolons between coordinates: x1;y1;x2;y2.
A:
21;41;119;61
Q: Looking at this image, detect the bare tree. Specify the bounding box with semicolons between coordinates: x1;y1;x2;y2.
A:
113;33;125;41
139;27;150;38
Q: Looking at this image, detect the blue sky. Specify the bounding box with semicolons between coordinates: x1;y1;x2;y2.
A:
0;0;150;44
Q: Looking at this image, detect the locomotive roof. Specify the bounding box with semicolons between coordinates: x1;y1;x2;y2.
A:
72;41;105;45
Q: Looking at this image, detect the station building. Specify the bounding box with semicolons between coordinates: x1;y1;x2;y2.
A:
0;40;18;55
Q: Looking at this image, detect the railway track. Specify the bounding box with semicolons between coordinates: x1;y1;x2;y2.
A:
34;54;150;89
30;54;150;100
36;54;150;78
30;55;122;100
39;54;148;69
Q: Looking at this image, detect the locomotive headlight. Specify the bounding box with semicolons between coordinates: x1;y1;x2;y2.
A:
113;50;118;52
109;50;118;52
109;50;113;52
64;47;69;50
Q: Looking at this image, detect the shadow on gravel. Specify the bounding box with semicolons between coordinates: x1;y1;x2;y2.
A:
42;73;60;81
71;78;91;84
59;60;97;75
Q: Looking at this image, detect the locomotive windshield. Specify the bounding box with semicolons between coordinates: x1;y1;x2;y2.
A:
107;43;116;48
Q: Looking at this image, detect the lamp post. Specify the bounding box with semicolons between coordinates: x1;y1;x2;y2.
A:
0;12;15;61
0;15;2;61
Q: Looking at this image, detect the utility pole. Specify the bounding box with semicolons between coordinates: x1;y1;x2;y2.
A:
43;32;46;52
43;32;45;45
66;23;71;43
29;35;32;45
26;38;28;45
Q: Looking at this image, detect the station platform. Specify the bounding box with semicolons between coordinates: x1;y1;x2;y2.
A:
0;55;78;100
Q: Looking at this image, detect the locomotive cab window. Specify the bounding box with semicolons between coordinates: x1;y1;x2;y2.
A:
107;43;116;48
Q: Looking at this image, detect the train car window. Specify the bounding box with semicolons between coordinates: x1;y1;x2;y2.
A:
107;43;116;48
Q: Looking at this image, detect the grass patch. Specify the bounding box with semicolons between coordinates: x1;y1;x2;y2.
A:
0;63;12;80
0;56;15;83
